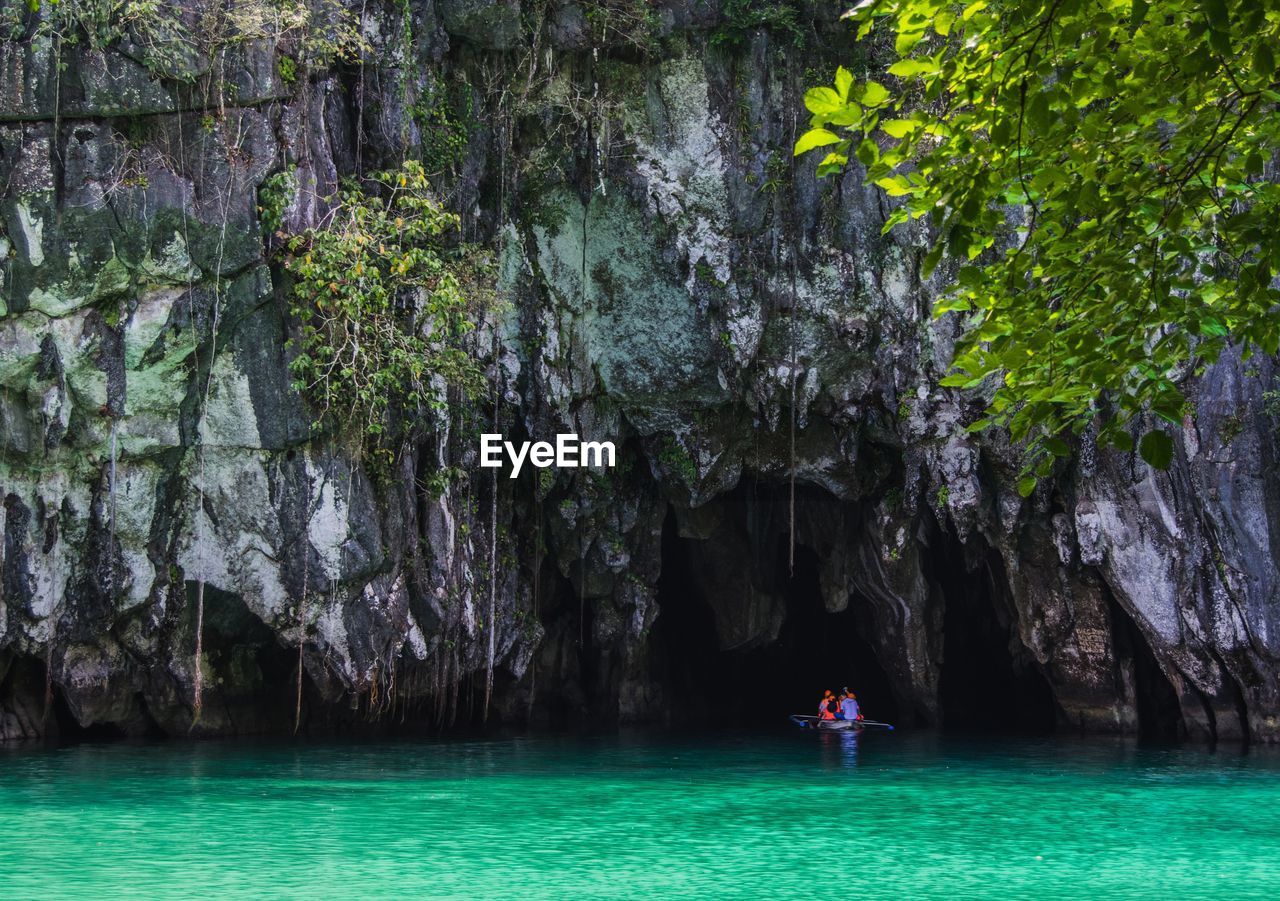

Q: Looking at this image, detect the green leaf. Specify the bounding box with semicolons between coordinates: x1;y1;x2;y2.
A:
1138;430;1174;470
881;119;918;139
921;242;944;279
888;59;940;78
1017;475;1038;497
859;81;891;107
841;0;880;20
896;29;925;55
1202;0;1229;30
795;128;842;156
804;87;844;116
1254;43;1276;79
875;174;914;196
1104;430;1135;453
1044;436;1071;457
1199;316;1229;339
1027;91;1050;134
1152;395;1184;425
816;153;849;176
834;66;854;101
828;103;864;127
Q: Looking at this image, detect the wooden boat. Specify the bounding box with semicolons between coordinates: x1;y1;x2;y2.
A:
789;714;894;731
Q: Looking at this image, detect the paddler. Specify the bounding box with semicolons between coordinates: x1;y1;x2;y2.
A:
818;689;836;720
839;689;861;722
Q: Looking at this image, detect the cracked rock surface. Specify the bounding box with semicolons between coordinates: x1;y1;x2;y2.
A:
1;1;1277;741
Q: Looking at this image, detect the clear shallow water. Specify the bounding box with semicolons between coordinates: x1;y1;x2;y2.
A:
2;731;1279;899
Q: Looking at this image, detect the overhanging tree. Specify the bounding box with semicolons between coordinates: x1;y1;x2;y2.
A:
797;0;1280;493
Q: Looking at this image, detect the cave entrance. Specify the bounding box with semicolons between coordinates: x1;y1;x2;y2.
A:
1108;593;1186;741
652;507;900;728
929;525;1059;733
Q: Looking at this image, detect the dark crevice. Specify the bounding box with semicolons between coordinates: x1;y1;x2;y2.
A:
928;520;1059;733
1208;647;1252;745
0;654;52;742
50;696;128;744
526;566;592;729
182;582;301;733
1107;592;1186;742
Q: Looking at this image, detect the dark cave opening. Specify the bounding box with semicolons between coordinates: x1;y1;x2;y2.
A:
185;582;300;732
652;507;901;728
929;527;1060;734
1107;593;1186;741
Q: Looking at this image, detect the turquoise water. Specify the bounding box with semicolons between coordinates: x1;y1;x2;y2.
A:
2;731;1279;899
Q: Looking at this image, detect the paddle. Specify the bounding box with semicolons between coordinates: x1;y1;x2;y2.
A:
788;714;895;730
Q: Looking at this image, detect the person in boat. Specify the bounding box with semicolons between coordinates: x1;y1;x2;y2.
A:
839;689;861;722
826;694;842;720
818;690;837;720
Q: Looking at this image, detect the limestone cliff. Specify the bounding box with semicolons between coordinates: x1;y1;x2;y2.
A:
1;0;1277;741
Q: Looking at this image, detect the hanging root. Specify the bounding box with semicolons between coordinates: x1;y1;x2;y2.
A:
191;579;205;728
483;372;499;724
295;518;309;735
41;638;54;728
294;632;305;734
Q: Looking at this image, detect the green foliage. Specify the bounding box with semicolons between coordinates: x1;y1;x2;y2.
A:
1218;409;1246;445
276;54;298;85
798;0;1280;491
283;161;491;444
585;0;663;54
713;0;805;48
22;0;366;83
761;151;789;194
26;0;192;74
413;75;474;177
1264;389;1280;419
423;465;467;499
656;435;698;483
257;166;297;235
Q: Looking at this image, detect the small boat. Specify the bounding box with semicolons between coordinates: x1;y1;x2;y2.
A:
789;714;894;731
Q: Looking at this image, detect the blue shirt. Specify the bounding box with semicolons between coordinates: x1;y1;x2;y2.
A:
840;698;859;719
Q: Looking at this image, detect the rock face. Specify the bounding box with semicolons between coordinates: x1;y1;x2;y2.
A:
1;1;1277;742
